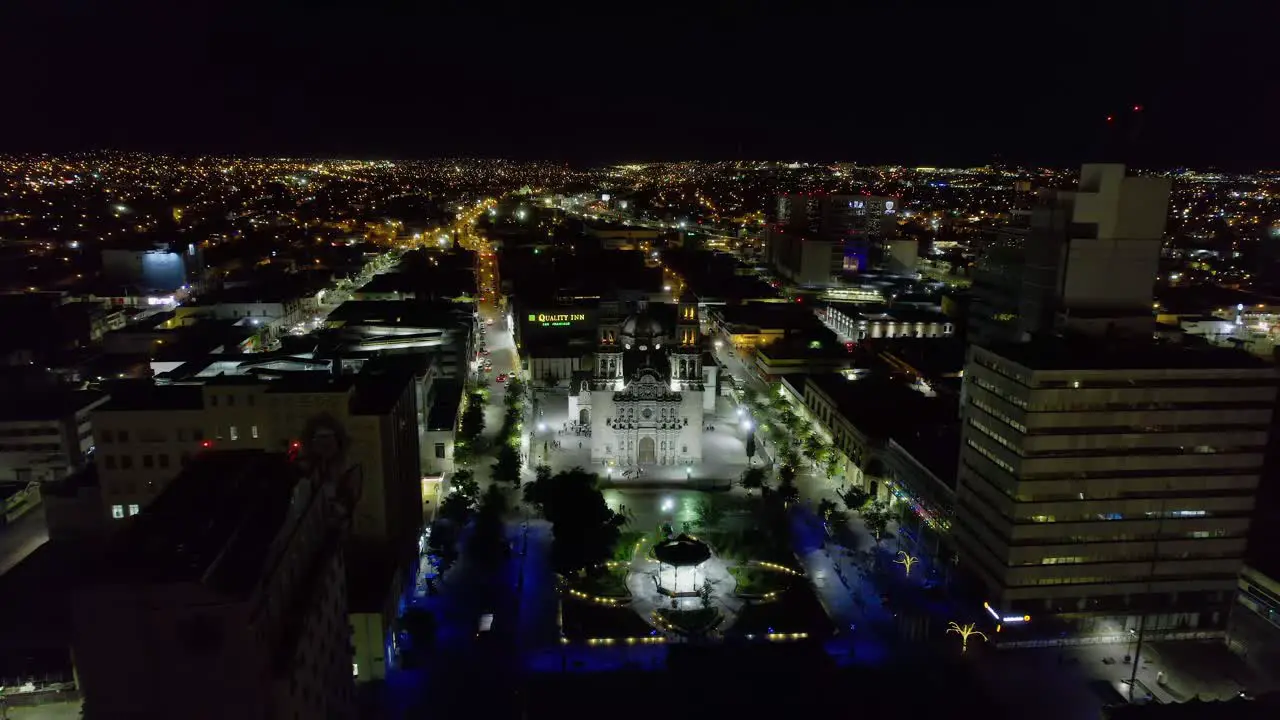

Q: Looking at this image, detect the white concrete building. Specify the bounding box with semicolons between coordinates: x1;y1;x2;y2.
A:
570;296;713;469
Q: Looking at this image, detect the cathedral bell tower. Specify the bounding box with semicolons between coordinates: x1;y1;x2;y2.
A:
597;317;623;388
670;292;701;390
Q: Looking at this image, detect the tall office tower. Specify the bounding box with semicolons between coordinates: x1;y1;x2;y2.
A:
1021;163;1170;339
72;444;361;719
967;164;1171;345
955;338;1278;637
767;194;903;286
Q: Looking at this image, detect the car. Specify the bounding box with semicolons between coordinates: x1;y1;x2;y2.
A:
485;319;494;326
496;374;508;383
479;349;490;356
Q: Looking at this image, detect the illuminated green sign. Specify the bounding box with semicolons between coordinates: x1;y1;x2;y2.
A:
530;312;586;327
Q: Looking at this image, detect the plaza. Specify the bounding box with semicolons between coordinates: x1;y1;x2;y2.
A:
527;390;753;486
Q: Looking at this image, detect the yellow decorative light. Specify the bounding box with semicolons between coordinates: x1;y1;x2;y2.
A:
894;551;919;576
946;621;988;653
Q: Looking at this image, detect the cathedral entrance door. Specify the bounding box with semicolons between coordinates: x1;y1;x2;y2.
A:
579;408;590;425
638;437;656;465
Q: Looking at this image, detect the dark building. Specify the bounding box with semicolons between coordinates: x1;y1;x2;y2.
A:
72;445;360;720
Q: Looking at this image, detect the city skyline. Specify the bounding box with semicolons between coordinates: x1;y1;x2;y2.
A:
1;2;1276;168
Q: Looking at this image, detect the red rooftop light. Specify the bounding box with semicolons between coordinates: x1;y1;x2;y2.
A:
201;440;212;448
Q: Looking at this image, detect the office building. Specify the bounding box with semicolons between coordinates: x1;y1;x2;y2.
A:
0;390;108;483
767;194;902;286
92;366;422;553
101;241;207;294
968;164;1171;345
955;338;1277;637
72;448;359;719
1226;563;1280;682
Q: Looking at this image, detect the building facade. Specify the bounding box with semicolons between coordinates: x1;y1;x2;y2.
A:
955;340;1277;636
72;448;358;720
572;296;711;469
0;390;108;484
92;370;422;552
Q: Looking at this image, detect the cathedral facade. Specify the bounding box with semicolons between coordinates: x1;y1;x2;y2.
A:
569;294;715;469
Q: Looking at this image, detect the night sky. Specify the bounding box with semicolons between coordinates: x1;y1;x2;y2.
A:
1;1;1275;168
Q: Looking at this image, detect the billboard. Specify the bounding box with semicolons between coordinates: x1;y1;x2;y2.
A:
520;308;598;338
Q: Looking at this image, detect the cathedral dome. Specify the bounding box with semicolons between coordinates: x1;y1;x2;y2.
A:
620;311;666;345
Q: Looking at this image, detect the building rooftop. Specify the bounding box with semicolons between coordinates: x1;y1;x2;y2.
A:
99;382;204;412
806;372;958;445
100;451;301;596
327;299;472;329
0;389;106;422
979;335;1273;372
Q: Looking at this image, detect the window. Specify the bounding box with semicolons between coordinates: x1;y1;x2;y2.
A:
103;455;116;470
210;395;218;407
100;430;114;444
158;453;169;468
193;428;204;441
435;443;446;459
177;428;187;442
251;425;259;439
128;504;140;516
118;430;129;442
142;454;154;468
111;504;124;519
247;395;255;407
230;426;239;441
120;455;133;470
226;394;235;407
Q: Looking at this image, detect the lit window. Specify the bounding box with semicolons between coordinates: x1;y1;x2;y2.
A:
251;425;259;439
128;504;140;516
230;426;239;441
111;504;124;519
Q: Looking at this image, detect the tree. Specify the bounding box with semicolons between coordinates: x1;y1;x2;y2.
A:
492;444;522;485
693;497;726;530
524;468;624;575
839;485;870;513
802;434;826;463
459;392;486;443
862;500;892;543
775;474;800;508
468;484;509;566
698;580;714;610
428;521;460;574
399;608;437;667
438;492;476;525
822;452;842;480
534;464;553;484
740;466;768;495
777;463;798;485
504;376;526;407
816;498;839;521
450;468;480;500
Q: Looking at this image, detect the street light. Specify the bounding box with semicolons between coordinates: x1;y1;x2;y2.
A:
661;497;675;513
741;419;754;432
946;622;988;654
537;422;547;432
